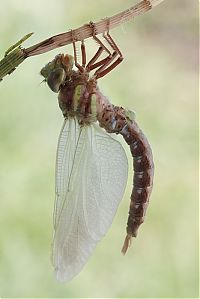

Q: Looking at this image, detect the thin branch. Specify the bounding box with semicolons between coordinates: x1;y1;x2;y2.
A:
26;0;165;57
0;0;165;81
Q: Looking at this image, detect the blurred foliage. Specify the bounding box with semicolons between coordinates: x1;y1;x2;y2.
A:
0;0;198;298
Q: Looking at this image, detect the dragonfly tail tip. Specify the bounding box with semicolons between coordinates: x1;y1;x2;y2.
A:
121;234;132;255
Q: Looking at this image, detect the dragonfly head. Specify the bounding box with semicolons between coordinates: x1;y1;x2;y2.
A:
40;54;74;93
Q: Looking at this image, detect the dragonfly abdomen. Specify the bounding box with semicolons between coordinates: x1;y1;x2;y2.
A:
97;103;154;254
121;122;154;252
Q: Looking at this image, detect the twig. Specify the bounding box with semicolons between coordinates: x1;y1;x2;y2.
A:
25;0;165;57
0;0;165;81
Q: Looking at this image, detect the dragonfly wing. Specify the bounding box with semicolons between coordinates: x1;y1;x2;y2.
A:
53;118;128;282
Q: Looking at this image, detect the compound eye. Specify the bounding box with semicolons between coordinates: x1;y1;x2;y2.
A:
47;68;66;93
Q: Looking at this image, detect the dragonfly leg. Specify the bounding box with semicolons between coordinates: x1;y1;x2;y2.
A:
86;22;113;72
89;21;111;56
103;26;123;58
94;20;124;79
70;29;84;73
86;46;103;71
81;40;86;68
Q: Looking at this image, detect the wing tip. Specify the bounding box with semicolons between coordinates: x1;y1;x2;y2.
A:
55;267;73;283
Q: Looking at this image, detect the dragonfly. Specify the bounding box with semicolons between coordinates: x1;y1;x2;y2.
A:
40;23;154;282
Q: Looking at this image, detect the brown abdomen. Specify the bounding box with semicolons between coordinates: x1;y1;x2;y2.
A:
97;103;154;254
120;122;154;238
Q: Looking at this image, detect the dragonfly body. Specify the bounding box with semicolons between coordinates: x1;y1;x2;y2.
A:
98;104;154;253
58;60;154;254
41;32;154;281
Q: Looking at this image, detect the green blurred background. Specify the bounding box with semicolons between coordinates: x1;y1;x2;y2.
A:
0;0;198;298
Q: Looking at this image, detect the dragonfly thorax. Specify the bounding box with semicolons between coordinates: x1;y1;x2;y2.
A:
41;54;100;124
58;75;98;124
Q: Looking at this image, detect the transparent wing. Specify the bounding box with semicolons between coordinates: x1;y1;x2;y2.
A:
53;117;128;282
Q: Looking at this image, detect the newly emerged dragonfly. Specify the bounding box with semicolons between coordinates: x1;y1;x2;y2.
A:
40;24;154;282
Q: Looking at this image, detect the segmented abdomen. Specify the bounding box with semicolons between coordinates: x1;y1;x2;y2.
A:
97;103;154;254
120;121;154;252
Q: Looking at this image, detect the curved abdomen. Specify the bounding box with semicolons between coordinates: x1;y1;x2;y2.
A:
97;103;154;254
120;122;154;241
